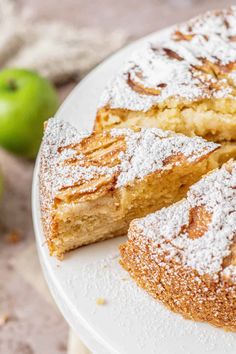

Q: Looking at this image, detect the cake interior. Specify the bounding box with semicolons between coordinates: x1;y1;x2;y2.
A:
96;98;236;142
50;157;213;257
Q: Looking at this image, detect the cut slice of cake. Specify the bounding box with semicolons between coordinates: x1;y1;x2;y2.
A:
120;160;236;331
39;117;219;258
96;7;236;143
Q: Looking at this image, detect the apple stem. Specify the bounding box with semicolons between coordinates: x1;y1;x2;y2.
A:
7;79;17;91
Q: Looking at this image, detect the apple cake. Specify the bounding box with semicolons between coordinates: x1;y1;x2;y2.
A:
95;7;236;141
95;7;236;146
39;117;218;258
120;160;236;331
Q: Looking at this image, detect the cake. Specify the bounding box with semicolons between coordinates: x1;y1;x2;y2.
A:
39;117;218;258
120;160;236;331
207;141;236;169
96;7;236;140
95;7;236;165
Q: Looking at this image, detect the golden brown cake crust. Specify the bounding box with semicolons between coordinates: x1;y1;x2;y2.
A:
120;240;236;331
120;160;236;331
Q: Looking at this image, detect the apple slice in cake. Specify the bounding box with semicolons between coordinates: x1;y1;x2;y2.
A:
40;117;219;258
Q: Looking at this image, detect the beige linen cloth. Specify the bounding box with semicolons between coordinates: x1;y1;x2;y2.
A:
0;1;128;352
0;0;128;84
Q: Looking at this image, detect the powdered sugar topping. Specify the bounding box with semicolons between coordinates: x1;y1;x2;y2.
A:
112;128;218;188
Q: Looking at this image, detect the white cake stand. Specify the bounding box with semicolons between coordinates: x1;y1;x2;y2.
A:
32;27;236;354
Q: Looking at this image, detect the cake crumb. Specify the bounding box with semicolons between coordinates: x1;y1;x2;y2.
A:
96;297;106;305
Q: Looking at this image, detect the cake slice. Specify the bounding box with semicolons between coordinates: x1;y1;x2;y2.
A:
40;117;218;258
96;7;236;144
120;160;236;331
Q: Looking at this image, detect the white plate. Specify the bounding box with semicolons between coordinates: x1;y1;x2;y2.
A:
32;27;236;354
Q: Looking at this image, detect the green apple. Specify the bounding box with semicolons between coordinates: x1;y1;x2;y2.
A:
0;68;59;158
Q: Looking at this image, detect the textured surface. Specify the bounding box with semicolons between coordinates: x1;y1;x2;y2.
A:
96;7;236;144
1;0;235;353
